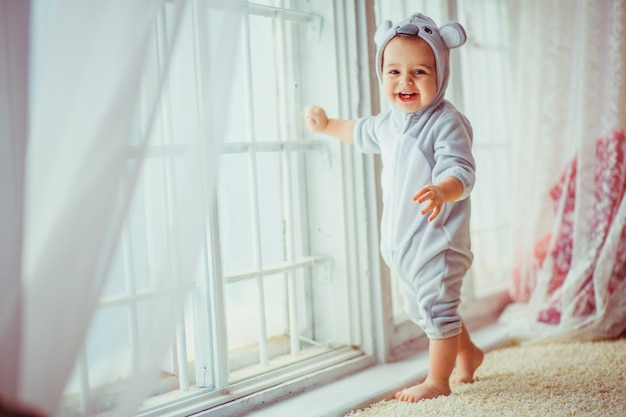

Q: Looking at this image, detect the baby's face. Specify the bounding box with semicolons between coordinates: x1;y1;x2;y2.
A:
381;36;437;113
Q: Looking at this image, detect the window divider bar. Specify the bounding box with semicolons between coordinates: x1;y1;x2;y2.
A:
247;4;322;43
129;140;331;168
223;256;328;284
121;229;142;379
274;13;301;356
98;284;194;308
176;320;190;391
247;3;316;23
222;139;327;153
191;0;232;392
207;199;229;391
242;11;270;368
77;348;90;416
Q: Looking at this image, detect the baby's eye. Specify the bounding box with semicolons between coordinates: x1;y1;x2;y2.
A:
413;69;426;75
388;69;400;75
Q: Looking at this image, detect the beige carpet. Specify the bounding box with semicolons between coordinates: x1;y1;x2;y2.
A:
346;338;626;417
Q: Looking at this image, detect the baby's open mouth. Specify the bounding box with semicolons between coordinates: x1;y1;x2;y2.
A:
398;92;417;101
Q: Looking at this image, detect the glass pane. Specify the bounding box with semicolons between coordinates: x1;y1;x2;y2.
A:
87;306;133;388
249;14;280;140
102;244;127;297
225;279;262;352
218;153;255;274
257;152;287;266
125;175;151;291
459;0;513;292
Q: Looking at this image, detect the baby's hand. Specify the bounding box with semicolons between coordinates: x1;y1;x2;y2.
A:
413;185;445;222
304;105;329;133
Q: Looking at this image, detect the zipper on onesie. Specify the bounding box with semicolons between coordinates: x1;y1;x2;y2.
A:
401;111;416;133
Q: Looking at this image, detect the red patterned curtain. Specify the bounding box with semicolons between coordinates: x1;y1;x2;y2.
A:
503;0;626;342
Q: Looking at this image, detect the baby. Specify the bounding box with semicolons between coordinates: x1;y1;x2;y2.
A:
305;12;483;402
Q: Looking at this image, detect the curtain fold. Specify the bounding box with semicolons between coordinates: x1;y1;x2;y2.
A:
22;2;169;413
504;0;626;343
1;0;244;415
0;0;30;401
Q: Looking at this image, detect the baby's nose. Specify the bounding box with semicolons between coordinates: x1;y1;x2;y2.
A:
400;74;414;85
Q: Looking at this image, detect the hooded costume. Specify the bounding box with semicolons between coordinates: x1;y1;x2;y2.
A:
354;13;475;339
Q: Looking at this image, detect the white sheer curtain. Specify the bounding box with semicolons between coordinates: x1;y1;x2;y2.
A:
0;0;243;416
503;0;626;342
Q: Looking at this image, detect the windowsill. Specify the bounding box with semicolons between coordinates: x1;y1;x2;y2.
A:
140;347;368;417
244;322;511;417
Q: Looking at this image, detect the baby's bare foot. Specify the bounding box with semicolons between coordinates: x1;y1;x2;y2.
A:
451;345;484;384
394;379;451;403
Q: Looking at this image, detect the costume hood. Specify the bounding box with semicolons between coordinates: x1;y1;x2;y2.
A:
374;13;466;112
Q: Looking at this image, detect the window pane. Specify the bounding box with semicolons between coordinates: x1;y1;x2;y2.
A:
212;0;363;388
257;152;287;265
458;0;513;292
218;153;255;274
249;14;280;140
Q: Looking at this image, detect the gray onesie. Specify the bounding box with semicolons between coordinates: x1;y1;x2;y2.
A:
354;13;475;339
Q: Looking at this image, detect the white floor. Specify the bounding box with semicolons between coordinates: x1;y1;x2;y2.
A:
246;324;511;417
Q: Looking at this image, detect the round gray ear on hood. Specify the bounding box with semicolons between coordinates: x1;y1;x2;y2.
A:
374;20;393;45
439;22;467;49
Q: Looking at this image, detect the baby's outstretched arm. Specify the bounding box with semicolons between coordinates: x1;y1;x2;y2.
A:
304;105;356;144
413;176;464;222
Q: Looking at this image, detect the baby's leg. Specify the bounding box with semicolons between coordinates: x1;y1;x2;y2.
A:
395;335;458;403
451;321;484;384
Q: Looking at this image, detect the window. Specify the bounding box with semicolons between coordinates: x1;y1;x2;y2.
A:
62;1;378;416
455;0;514;295
60;1;513;416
